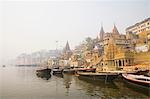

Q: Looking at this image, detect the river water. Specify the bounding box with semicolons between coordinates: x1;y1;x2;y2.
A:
0;66;149;99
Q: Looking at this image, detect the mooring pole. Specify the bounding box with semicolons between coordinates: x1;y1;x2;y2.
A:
105;73;108;83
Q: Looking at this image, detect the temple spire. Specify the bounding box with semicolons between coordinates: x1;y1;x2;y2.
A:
99;25;105;41
63;41;71;53
112;24;119;35
63;41;72;60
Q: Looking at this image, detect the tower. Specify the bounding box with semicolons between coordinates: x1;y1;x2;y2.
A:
63;41;71;53
63;41;72;60
112;24;119;35
99;25;105;41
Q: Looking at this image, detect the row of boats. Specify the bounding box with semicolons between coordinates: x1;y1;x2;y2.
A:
36;66;150;89
52;66;96;74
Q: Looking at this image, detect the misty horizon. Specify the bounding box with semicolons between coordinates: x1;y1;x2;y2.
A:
0;0;149;65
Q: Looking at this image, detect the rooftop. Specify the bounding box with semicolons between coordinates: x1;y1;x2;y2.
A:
126;18;150;30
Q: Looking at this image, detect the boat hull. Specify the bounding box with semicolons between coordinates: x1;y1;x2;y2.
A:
52;69;63;74
78;72;118;81
122;74;150;87
36;68;51;74
76;68;96;72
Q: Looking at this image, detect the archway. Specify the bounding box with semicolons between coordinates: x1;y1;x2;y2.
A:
119;60;121;66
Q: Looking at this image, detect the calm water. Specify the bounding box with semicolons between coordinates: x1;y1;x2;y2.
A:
0;66;149;99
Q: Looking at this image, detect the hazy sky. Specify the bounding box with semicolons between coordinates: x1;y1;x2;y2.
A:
0;0;149;64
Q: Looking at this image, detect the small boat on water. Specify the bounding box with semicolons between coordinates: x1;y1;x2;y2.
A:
52;66;63;74
122;74;150;87
135;70;150;77
75;68;96;73
36;67;51;74
77;71;119;82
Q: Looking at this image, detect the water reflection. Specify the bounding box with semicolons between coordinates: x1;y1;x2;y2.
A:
75;76;149;99
114;79;150;98
0;66;149;99
122;79;150;96
75;76;119;98
63;74;73;96
36;72;51;80
78;76;118;88
53;73;64;78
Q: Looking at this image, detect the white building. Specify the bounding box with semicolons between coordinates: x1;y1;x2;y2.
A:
126;18;150;34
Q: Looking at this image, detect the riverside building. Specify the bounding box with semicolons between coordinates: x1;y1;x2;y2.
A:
126;18;150;52
95;24;134;71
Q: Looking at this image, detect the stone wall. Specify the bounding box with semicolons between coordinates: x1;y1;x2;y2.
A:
134;52;150;65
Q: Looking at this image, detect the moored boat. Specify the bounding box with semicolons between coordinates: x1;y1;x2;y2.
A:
52;66;63;74
135;70;150;77
36;68;51;74
122;74;150;87
75;68;96;73
77;71;119;82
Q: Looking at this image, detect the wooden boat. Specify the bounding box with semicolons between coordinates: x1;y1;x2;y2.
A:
52;66;63;74
36;67;51;74
135;70;150;77
77;71;119;81
122;74;150;87
75;68;96;72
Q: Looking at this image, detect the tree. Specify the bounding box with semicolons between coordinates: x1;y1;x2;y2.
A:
85;37;95;51
74;37;97;51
